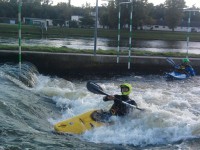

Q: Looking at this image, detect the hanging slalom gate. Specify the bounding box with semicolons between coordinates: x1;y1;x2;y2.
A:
183;8;200;58
117;0;133;69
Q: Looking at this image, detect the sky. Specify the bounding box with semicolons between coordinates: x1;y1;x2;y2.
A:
52;0;200;8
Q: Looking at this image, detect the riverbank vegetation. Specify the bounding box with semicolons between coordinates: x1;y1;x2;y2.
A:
1;44;199;58
1;24;200;42
0;0;200;31
1;1;200;58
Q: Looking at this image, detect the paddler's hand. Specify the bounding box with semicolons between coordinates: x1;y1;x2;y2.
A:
103;95;115;101
107;95;115;100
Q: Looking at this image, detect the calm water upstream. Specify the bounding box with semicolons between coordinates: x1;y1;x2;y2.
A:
0;62;200;149
1;36;200;54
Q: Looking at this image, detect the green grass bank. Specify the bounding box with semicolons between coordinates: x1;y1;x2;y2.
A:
1;44;200;58
1;23;200;41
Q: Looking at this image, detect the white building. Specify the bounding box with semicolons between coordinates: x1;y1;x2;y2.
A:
71;15;83;22
23;17;53;30
143;20;200;32
71;14;103;28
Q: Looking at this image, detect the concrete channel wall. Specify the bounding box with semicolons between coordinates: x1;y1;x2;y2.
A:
0;50;199;77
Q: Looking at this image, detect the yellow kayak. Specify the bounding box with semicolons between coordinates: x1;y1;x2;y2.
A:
54;110;107;134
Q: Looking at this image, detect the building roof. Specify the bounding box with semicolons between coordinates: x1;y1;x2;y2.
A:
155;20;200;27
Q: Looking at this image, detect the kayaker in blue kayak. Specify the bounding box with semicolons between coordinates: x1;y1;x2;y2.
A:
176;58;195;76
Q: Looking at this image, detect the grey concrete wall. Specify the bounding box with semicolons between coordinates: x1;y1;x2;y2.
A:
0;50;199;77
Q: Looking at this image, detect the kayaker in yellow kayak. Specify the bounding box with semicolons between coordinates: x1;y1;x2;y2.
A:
92;83;138;122
103;83;137;116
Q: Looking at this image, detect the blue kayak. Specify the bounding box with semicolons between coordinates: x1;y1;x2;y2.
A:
165;71;189;80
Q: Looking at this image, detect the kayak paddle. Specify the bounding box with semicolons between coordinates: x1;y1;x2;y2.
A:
166;57;176;68
86;81;144;111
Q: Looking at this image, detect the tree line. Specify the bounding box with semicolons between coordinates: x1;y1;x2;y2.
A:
0;0;200;31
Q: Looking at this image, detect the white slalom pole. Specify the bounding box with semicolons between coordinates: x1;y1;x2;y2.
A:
186;11;191;58
128;4;133;69
117;6;121;63
18;0;22;73
183;8;200;58
94;0;98;56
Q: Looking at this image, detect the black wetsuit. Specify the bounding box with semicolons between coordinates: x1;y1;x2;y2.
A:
103;95;137;116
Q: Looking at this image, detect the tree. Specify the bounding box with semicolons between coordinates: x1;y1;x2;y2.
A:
79;14;94;28
52;2;71;26
134;0;151;29
107;1;118;29
99;5;109;28
164;0;185;31
69;20;78;28
99;12;109;28
150;4;166;20
42;0;53;5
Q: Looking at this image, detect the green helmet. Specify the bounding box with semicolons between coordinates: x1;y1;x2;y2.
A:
120;83;132;95
182;58;190;63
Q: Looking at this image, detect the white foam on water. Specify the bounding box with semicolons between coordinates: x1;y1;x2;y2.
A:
33;75;200;146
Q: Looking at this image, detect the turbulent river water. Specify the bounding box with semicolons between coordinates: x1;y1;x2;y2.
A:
0;62;200;150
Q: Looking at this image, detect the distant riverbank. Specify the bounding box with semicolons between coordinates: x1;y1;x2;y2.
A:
1;23;200;41
1;44;200;58
1;37;200;54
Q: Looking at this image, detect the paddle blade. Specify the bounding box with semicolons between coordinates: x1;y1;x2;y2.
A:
86;81;108;96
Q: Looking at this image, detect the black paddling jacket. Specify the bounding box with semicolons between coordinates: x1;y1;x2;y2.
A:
103;95;137;116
